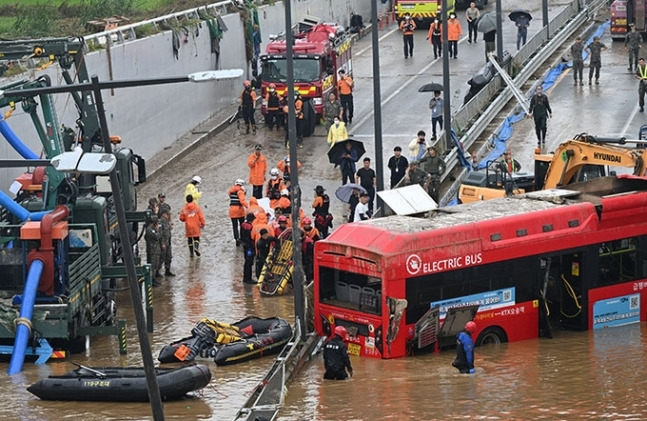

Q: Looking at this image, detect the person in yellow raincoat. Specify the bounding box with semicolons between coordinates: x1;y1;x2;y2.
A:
327;117;348;148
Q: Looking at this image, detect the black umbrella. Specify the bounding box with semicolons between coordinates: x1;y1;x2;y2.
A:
327;139;365;166
418;82;443;92
476;11;497;33
508;10;533;22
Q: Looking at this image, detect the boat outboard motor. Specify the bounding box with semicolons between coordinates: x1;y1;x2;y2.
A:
186;321;217;361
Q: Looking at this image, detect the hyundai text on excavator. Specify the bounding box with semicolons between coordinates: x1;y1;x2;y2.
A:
259;17;353;120
459;134;647;203
0;37;151;372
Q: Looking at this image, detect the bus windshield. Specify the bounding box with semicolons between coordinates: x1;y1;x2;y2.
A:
319;266;382;315
262;58;321;83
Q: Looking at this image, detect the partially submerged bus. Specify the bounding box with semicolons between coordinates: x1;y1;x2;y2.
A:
314;176;647;358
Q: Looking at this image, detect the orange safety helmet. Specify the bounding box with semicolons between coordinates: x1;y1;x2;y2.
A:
334;325;347;338
465;321;477;334
302;217;312;225
243;80;251;87
269;83;276;89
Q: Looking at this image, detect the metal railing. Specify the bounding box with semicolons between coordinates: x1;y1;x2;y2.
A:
83;0;234;47
437;0;608;206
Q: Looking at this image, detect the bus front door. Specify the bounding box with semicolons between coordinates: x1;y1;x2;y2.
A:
542;251;587;331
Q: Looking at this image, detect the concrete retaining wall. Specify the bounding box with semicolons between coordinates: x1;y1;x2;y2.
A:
0;0;387;189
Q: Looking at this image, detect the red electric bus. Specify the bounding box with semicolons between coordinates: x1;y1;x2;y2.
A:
314;176;647;359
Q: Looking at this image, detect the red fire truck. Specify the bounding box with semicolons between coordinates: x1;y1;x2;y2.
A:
259;20;353;119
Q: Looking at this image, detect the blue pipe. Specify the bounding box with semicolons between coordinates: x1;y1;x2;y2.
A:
8;258;44;375
0;119;39;160
0;190;49;221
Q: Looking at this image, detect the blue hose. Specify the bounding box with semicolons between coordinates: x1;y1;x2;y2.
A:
0;190;49;221
8;259;44;375
0;119;39;160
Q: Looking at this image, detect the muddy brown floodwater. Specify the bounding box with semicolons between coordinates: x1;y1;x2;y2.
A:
3;101;647;420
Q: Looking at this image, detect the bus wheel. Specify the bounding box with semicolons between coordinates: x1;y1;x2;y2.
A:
476;327;507;347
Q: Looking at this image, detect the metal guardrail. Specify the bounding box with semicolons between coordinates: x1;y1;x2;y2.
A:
438;0;608;205
83;0;234;46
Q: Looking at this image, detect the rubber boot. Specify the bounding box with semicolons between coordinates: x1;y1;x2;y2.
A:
189;244;194;258
246;124;250;134
194;240;201;257
252;124;257;135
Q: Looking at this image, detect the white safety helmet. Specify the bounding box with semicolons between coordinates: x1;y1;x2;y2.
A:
235;178;245;186
270;168;280;177
280;189;289;196
192;175;202;184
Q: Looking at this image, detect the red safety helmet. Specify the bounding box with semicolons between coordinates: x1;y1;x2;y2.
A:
302;217;312;225
243;80;251;87
269;83;276;89
465;321;477;334
334;325;347;338
278;215;288;223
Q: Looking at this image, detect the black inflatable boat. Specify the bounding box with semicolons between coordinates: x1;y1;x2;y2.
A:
27;364;211;402
158;316;293;366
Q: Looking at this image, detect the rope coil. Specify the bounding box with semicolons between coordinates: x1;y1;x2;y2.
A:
14;317;33;334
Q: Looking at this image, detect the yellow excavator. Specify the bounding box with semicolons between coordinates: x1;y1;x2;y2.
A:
459;134;647;203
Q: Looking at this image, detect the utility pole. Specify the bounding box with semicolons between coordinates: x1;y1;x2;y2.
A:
371;0;384;214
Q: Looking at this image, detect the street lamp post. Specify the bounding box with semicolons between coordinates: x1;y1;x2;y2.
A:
371;0;385;213
441;0;451;152
284;0;307;339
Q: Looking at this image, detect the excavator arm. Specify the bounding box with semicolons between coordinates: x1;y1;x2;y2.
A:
543;135;647;189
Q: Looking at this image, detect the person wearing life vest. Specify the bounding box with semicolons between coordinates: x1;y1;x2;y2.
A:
265;83;281;131
323;325;353;380
277;189;291;215
266;168;286;208
185;176;203;205
277;155;301;191
452;321;476;374
302;217;321;242
228;178;249;247
285;92;305;148
337;69;354;125
274;215;289;238
240;80;257;134
251;212;275;244
240;213;256;284
312;185;332;238
399;12;417;59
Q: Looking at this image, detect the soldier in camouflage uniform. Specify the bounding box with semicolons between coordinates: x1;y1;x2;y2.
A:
157;192;171;217
625;24;642;72
403;161;431;189
145;215;162;285
159;209;175;277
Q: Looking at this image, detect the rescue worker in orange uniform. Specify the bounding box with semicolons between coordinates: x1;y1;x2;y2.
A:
228;178;249;246
337;69;354;125
179;194;206;257
266;168;286;208
248;144;267;199
399;12;417;59
265;83;281;131
447;13;463;59
276;189;291;215
240;79;257;134
302;217;321;242
277;155;301;191
251;212;275;244
247;196;265;217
